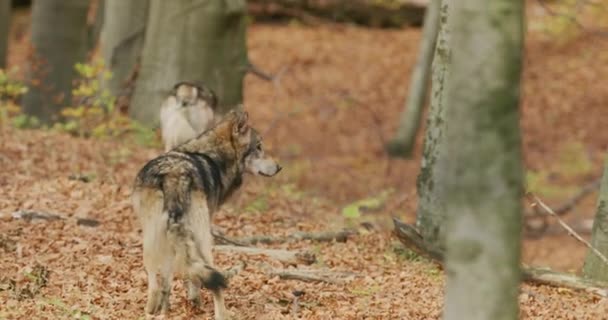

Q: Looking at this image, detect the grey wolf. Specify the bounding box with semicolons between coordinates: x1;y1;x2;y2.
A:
160;81;218;152
132;110;281;319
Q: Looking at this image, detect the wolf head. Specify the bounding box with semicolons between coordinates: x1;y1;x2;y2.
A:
175;110;282;177
225;110;282;177
172;81;217;109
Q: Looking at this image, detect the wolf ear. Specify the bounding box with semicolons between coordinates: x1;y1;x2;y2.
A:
232;111;249;136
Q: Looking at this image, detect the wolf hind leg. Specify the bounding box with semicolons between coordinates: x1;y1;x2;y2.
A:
185;277;201;308
143;222;174;315
144;259;173;315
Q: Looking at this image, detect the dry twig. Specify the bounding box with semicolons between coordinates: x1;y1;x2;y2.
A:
529;194;608;267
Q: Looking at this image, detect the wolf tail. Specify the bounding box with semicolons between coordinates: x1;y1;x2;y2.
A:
162;174;192;224
162;175;227;291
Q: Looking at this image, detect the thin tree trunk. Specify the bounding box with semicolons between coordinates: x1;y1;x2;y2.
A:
414;0;449;251
100;0;149;97
0;0;10;68
130;0;248;126
583;155;608;281
22;0;90;124
386;0;440;158
443;1;525;320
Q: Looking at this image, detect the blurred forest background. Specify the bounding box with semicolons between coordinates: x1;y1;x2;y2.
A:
0;0;608;319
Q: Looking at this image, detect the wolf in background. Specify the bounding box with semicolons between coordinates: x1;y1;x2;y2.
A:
160;81;218;152
132;111;281;319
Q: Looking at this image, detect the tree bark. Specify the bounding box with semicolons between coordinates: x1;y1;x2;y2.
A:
386;0;439;158
22;0;90;124
100;0;149;97
442;1;525;320
583;155;608;281
0;0;10;68
413;0;449;251
131;0;248;126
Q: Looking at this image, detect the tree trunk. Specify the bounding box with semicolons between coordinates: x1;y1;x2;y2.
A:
386;0;440;158
413;0;449;251
100;0;149;97
0;0;10;68
583;155;608;281
22;0;90;124
442;1;524;320
130;0;248;126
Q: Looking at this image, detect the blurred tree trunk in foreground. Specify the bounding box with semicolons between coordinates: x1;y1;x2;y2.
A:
414;0;450;251
0;0;10;68
131;0;248;126
248;0;426;28
101;0;149;97
583;155;608;281
443;1;525;320
386;0;440;158
22;0;90;124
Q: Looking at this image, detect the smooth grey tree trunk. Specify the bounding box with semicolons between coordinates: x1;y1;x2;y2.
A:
131;0;248;126
583;155;608;281
386;0;440;158
442;1;525;320
414;0;449;251
100;0;149;96
22;0;90;124
0;0;11;68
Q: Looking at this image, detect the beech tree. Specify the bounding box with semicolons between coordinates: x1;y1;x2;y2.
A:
130;0;248;126
442;1;525;320
100;0;149;96
22;0;90;124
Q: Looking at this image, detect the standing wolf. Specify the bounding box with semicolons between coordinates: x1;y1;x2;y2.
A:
160;81;218;152
132;110;281;319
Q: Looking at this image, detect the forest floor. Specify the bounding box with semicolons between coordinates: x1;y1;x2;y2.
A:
2;4;608;320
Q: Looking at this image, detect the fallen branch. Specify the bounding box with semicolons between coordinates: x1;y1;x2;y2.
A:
522;267;608;297
223;261;246;280
215;245;316;265
392;217;608;297
226;229;358;246
268;268;356;284
12;210;100;227
248;0;427;28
